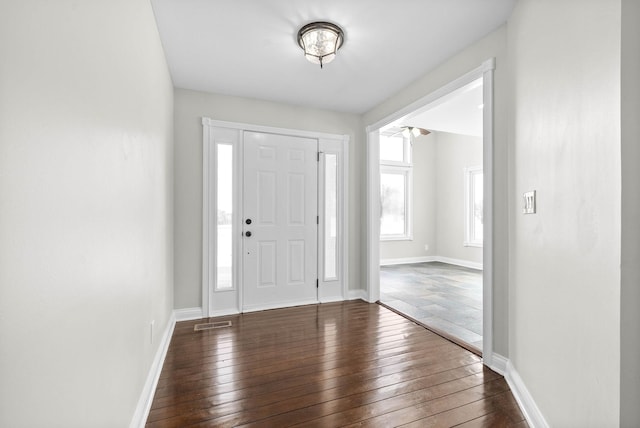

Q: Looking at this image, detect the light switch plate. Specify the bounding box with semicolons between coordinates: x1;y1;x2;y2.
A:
523;191;536;214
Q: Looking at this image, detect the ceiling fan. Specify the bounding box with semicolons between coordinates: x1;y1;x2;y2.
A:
401;126;431;138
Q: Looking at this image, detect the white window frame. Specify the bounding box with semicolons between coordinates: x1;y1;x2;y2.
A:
379;133;412;165
380;134;413;241
464;165;483;247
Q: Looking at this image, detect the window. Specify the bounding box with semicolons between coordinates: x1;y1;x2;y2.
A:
324;153;338;280
464;166;483;247
380;132;412;240
380;133;411;164
216;143;233;289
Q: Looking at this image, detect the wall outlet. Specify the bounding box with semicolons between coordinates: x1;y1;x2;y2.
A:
150;320;155;344
424;244;429;251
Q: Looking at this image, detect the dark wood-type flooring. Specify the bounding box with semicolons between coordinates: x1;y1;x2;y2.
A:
146;301;527;427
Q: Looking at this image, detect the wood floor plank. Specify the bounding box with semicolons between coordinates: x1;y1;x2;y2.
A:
149;360;486;426
158;322;439;377
231;371;501;428
145;301;524;428
398;390;528;427
329;379;511;428
149;351;480;418
154;334;456;393
149;349;470;418
150;342;471;412
445;410;528;428
160;314;417;370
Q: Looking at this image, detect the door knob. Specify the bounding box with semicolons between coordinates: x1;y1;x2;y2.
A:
245;231;252;237
245;219;252;225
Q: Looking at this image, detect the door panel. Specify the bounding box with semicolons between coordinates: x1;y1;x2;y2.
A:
243;131;318;310
257;171;276;224
257;240;276;288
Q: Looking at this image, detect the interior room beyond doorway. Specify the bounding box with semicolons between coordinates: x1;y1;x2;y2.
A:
377;77;485;353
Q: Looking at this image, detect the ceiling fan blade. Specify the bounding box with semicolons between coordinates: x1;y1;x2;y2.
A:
401;126;431;137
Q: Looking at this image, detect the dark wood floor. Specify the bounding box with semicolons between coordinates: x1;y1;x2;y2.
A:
146;301;527;427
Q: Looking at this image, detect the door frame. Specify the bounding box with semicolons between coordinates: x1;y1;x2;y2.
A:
202;118;350;317
365;59;496;366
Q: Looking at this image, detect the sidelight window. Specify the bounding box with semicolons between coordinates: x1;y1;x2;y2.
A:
324;153;338;280
216;143;233;290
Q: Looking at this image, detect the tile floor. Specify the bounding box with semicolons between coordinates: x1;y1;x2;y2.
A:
380;261;483;351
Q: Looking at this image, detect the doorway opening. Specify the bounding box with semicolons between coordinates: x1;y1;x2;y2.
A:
366;59;495;364
378;79;484;353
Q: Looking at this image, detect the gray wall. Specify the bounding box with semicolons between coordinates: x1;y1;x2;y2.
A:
621;0;640;425
508;0;621;425
0;1;174;426
436;132;483;263
3;2;635;426
173;89;364;308
364;26;510;357
380;131;483;266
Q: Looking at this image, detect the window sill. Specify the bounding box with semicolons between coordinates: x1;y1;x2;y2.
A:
463;241;483;248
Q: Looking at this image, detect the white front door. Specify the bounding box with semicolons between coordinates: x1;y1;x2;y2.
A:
242;131;318;311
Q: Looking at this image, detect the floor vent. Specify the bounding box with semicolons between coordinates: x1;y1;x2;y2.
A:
194;320;232;331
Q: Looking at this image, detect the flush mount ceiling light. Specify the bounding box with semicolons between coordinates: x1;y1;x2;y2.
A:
297;21;344;69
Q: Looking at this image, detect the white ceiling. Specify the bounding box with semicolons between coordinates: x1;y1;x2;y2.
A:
393;78;484;137
151;0;514;114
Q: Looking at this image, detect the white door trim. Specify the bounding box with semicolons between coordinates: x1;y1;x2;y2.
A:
203;119;350;143
365;58;496;366
202;118;349;317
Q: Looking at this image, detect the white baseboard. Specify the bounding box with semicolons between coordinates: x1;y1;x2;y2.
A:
319;295;346;304
209;308;240;317
242;299;318;313
436;256;483;270
347;289;368;301
379;255;483;270
174;307;203;321
487;352;508;376
505;360;550;428
380;256;436;266
483;354;548;428
129;311;176;428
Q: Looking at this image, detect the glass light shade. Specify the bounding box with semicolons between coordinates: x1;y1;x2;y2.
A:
297;22;344;68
